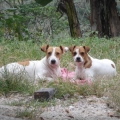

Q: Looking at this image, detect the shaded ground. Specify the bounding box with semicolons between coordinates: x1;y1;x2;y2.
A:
0;115;25;120
39;96;119;120
0;95;119;120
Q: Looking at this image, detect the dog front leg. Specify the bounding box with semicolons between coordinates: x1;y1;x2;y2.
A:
71;72;79;81
85;71;94;81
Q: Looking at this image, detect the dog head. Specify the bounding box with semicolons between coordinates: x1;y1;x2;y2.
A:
69;46;92;68
41;44;68;67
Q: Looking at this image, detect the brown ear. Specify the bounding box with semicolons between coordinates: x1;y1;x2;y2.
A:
59;46;64;53
59;46;68;53
83;46;90;53
69;46;76;52
41;44;49;52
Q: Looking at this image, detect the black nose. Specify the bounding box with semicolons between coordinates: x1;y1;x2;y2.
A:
51;60;56;64
76;57;81;62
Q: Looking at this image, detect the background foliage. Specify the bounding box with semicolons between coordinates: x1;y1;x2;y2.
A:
0;0;93;41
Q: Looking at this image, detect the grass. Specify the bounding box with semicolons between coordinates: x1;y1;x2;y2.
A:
0;36;120;118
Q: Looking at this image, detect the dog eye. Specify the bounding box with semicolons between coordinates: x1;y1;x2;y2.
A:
81;52;84;55
73;52;77;56
48;52;51;55
56;52;60;55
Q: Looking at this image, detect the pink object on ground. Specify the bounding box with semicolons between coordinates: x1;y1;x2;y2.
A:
60;68;92;85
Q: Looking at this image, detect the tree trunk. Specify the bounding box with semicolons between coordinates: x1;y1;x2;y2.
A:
109;0;120;37
90;0;103;37
90;0;120;37
63;0;82;38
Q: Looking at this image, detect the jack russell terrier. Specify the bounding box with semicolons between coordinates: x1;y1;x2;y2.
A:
69;45;116;81
0;45;68;81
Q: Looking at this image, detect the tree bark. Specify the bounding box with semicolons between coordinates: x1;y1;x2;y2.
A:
109;0;120;37
63;0;82;38
90;0;120;37
90;0;103;37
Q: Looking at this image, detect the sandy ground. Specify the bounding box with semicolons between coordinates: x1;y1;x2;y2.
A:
39;96;120;120
0;94;119;120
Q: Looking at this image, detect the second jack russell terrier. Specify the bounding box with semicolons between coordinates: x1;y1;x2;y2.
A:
0;45;68;81
69;45;116;81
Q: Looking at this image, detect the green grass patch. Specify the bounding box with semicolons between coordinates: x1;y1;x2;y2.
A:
0;75;35;95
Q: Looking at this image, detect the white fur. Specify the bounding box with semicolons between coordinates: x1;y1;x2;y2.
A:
73;49;116;81
0;46;68;81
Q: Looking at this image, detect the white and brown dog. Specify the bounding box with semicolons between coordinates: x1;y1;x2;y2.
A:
0;45;68;81
69;45;116;81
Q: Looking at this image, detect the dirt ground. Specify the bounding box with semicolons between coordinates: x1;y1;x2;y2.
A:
0;94;120;120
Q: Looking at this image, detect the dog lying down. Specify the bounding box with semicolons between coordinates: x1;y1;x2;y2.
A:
69;45;117;81
0;45;68;81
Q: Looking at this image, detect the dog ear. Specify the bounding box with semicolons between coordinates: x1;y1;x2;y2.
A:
59;46;68;53
41;44;49;52
69;46;76;52
83;46;90;53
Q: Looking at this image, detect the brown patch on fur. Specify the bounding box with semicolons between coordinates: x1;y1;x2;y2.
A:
41;44;49;52
59;46;64;53
69;46;76;53
46;47;63;59
83;46;90;52
111;64;115;68
79;47;86;54
18;61;30;66
80;46;92;68
55;47;63;59
69;46;79;56
84;57;92;68
46;47;53;58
